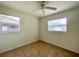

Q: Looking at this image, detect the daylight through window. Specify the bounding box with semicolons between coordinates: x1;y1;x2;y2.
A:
0;14;20;32
48;18;67;32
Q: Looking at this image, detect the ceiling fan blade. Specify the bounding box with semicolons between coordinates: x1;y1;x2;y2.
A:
43;1;49;6
32;6;42;12
45;6;57;10
40;1;49;7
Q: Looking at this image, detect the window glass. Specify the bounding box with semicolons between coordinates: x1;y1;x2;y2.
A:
0;14;20;32
48;18;67;32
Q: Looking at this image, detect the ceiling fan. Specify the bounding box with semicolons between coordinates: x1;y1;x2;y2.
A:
32;1;57;15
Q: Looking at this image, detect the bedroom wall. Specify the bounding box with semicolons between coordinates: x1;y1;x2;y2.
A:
40;7;79;53
0;5;39;53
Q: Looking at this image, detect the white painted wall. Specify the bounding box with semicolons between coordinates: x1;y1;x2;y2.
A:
40;7;79;53
0;5;39;53
0;4;79;54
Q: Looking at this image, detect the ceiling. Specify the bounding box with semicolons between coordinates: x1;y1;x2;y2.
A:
0;1;79;18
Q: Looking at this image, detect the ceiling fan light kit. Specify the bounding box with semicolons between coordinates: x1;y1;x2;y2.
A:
33;1;57;16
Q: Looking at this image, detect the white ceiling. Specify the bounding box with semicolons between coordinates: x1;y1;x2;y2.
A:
0;1;79;18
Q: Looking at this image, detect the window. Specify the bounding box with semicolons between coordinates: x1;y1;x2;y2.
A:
0;14;20;32
48;18;67;32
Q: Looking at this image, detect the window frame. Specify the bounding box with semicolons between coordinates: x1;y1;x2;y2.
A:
48;18;67;32
0;14;20;32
